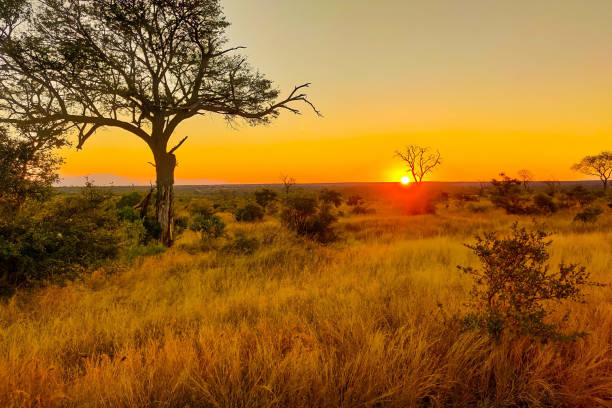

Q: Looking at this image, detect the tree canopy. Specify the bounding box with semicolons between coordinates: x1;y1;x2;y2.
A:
0;0;318;245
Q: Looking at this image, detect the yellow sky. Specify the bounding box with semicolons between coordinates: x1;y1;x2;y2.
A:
60;0;612;183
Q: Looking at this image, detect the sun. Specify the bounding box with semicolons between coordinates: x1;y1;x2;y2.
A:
401;176;411;185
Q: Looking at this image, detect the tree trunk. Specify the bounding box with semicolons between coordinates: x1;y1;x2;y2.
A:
154;151;176;247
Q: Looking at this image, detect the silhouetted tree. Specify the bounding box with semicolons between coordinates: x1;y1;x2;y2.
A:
395;145;442;184
572;152;612;192
517;169;534;191
280;174;296;195
0;0;318;246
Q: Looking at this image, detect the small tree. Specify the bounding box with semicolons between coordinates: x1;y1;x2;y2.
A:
395;145;442;184
458;224;594;341
517;169;534;191
254;188;277;211
280;174;296;195
572;152;612;191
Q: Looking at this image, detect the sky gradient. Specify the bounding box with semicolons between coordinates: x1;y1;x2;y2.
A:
59;0;612;183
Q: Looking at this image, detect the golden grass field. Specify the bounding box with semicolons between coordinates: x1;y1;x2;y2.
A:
1;201;611;407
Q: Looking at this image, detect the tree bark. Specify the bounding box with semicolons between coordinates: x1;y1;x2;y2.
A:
154;151;176;247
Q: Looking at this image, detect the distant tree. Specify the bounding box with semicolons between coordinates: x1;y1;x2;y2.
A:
517;169;534;191
254;188;277;210
319;188;342;207
395;145;442;184
280;174;296;195
544;178;561;196
572;152;612;192
0;126;65;213
0;0;318;246
490;173;530;214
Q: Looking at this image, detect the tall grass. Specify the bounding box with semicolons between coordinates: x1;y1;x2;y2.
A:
1;208;611;407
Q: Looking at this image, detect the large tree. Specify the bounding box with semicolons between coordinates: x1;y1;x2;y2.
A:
571;152;612;192
0;0;318;246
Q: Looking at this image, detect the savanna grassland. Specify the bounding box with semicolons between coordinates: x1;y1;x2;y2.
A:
1;185;612;408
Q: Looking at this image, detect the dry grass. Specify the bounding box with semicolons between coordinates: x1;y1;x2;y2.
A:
1;206;611;407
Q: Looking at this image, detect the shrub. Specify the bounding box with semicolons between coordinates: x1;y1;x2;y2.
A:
117;205;140;222
351;205;376;215
224;233;259;255
346;195;363;206
188;199;214;218
533;193;558;214
254;188;278;210
281;196;337;243
189;214;225;239
0;187;121;291
319;188;343;207
458;224;594;341
566;185;595;207
466;203;489;213
235;203;264;222
573;205;603;223
115;191;142;209
489;173;531;214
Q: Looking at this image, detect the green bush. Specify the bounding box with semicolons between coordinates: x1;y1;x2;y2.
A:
574;205;603;223
115;191;142;209
235;203;264;222
0;187;122;291
189;214;225;239
458;224;594;341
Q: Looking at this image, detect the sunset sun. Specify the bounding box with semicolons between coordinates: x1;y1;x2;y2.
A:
401;176;411;185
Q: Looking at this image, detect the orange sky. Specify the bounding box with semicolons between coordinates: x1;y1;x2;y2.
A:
60;0;612;184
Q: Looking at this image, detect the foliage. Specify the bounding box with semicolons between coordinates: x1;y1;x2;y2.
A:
346;195;364;206
573;205;603;223
235;203;264;222
116;191;142;209
224;233;259;255
0;185;121;292
0;126;65;213
319;188;343;207
532;192;558;214
254;188;278;210
566;185;595;207
0;0;316;246
572;151;612;191
351;205;376;215
281;195;337;243
489;173;531;214
189;214;225;240
458;224;593;341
